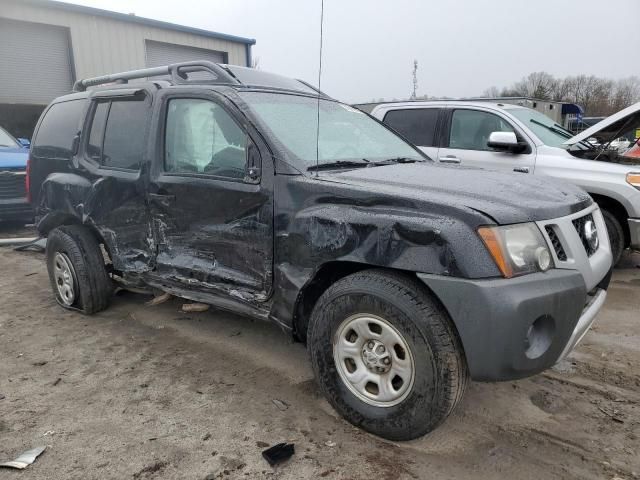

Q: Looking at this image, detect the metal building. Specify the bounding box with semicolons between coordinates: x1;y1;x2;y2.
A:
0;0;256;137
464;97;583;128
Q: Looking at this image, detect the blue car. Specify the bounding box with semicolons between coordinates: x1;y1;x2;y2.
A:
0;125;33;223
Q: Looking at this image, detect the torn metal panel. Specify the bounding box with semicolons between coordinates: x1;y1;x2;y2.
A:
0;446;46;470
37;171;153;273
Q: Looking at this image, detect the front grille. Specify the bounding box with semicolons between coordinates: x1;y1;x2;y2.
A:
0;171;27;199
572;213;598;257
545;225;567;261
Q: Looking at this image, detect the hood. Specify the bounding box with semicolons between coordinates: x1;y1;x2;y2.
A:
0;146;29;169
327;163;592;225
565;101;640;146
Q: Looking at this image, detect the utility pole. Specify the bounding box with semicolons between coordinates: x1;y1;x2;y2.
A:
411;60;418;100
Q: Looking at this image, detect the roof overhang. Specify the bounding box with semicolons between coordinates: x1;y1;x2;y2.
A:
18;0;256;45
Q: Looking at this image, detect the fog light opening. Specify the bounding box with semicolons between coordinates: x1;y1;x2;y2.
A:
524;315;555;360
536;247;551;271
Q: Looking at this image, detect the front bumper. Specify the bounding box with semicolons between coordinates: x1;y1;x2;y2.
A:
558;287;607;360
629;218;640;250
417;269;611;381
0;198;33;222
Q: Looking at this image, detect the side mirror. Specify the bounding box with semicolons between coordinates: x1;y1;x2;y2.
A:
487;131;526;153
17;138;31;148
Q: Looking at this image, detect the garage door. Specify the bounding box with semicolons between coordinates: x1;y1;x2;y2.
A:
145;40;226;69
0;19;74;104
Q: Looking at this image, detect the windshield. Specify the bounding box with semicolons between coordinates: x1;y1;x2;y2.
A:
0;127;19;148
506;107;572;148
238;92;425;170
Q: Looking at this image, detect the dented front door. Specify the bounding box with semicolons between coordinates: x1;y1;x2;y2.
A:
148;91;273;303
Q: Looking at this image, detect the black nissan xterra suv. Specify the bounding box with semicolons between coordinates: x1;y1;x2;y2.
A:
29;61;613;440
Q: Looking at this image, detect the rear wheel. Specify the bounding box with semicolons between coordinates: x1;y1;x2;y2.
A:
601;209;624;266
308;270;468;441
46;225;113;314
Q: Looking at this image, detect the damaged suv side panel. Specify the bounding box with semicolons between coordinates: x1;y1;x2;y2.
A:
37;91;154;273
269;173;501;330
144;88;275;310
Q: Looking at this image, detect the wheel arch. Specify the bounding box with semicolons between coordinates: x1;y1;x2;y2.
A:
38;212;113;264
292;261;467;363
588;193;630;247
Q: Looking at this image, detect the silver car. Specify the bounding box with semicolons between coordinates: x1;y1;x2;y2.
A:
366;100;640;264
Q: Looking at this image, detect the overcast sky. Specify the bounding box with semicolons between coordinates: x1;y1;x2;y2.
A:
72;0;638;103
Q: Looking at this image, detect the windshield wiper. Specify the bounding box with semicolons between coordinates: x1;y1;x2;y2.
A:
379;157;420;164
307;159;371;171
530;119;572;139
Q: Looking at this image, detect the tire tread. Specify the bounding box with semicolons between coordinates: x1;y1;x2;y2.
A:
46;225;112;314
308;269;469;440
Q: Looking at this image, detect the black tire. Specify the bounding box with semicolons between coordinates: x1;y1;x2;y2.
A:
602;209;624;266
308;269;468;441
46;225;113;314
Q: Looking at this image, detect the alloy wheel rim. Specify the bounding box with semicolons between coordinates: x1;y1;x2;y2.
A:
53;252;76;306
333;313;415;407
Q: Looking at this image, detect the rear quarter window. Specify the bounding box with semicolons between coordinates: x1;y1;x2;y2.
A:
85;97;148;170
32;100;85;160
383;108;440;147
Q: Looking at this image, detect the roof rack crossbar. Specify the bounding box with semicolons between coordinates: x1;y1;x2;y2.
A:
73;60;241;91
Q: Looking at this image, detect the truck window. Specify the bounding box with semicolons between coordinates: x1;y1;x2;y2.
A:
383;108;440;147
449;109;514;151
32;100;85;160
85;98;147;170
87;102;109;162
102;99;147;170
164;98;247;179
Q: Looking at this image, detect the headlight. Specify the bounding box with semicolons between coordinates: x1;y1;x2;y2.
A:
478;223;553;278
626;173;640;189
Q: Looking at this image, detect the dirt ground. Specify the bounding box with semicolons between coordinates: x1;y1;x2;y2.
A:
0;242;638;479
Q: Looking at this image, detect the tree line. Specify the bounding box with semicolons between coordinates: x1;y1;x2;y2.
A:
483;72;640;117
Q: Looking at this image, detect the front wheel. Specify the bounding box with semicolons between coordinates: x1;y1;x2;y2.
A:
308;270;468;441
601;209;624;266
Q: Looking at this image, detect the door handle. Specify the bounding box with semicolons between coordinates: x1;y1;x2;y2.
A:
148;192;176;203
513;167;530;173
439;156;461;164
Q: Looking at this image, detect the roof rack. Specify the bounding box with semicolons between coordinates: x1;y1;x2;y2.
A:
73;60;240;92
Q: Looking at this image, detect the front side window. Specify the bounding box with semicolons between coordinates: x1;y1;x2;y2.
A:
32;100;85;160
165;98;247;179
238;92;425;170
449;109;515;151
86;97;147;170
383;108;440;147
0;126;18;148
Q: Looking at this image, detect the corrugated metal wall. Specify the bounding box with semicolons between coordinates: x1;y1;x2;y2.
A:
0;18;74;104
145;40;225;68
0;0;248;83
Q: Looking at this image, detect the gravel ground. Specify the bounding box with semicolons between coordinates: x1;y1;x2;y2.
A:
0;246;638;480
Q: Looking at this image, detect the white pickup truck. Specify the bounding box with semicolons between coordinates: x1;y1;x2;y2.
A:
364;100;640;264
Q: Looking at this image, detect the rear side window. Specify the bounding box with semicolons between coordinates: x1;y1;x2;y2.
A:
86;97;148;170
32;100;85;160
383;108;440;147
87;102;108;162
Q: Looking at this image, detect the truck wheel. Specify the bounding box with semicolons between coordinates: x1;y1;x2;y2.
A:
46;225;113;314
602;209;624;266
308;269;468;441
